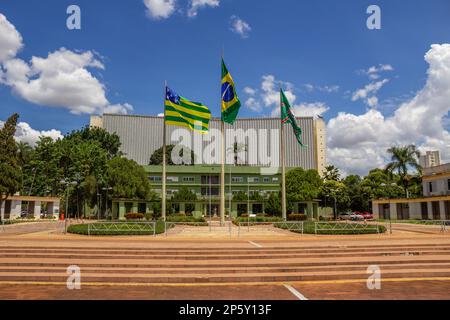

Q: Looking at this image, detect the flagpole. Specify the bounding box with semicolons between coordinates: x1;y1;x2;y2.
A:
220;50;226;225
162;80;167;222
280;84;287;222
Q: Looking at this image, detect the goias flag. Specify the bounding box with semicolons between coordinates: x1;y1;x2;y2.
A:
165;86;211;134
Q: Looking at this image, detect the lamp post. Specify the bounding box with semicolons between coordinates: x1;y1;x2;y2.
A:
60;179;77;219
102;187;113;220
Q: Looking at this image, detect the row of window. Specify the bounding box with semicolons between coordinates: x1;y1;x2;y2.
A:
149;176;279;183
428;179;450;193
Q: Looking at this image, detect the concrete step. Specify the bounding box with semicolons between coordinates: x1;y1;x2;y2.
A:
1;246;450;255
0;262;449;275
1;268;449;284
2;250;450;260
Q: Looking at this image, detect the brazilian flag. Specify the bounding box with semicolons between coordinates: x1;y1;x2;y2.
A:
221;59;241;124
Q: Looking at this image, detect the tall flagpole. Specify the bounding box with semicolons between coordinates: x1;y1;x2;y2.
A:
162;80;167;221
280;84;287;221
220;51;226;225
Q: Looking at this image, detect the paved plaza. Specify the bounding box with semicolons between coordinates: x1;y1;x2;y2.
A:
0;221;449;300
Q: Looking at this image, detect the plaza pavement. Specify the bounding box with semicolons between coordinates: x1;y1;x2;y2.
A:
0;221;449;300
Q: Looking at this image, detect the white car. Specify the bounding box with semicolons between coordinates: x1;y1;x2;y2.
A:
350;213;364;221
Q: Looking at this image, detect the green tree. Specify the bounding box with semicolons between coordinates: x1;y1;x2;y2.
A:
106;157;152;200
0;114;22;222
64;126;122;159
286;168;322;202
16;141;34;167
149;144;195;165
385;145;421;197
360;168;404;200
320;180;350;218
172;187;197;214
265;192;281;216
343;175;369;212
232;191;248;201
323;164;341;181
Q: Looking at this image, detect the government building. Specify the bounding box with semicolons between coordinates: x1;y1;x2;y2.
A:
373;162;450;220
90;114;328;219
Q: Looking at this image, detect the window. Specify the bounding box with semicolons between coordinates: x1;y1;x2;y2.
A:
167;189;179;195
248;177;259;183
272;177;279;182
231;177;244;183
149;176;162;182
263;177;270;183
429;182;433;193
167;176;179;182
201;175;219;184
201;187;219;196
183;177;195;183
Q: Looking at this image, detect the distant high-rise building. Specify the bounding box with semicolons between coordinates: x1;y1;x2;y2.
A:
419;151;441;168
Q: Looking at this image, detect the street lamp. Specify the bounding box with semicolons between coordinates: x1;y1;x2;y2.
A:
102;187;113;220
60;179;77;219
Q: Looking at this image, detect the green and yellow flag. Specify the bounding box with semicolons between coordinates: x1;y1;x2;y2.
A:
221;59;241;124
281;88;305;147
165;86;211;134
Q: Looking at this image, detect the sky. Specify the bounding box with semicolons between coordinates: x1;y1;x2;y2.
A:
1;0;450;176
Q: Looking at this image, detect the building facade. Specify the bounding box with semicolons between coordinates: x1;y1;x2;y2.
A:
110;165;328;220
419;151;441;169
90;114;327;174
0;196;60;220
372;163;450;220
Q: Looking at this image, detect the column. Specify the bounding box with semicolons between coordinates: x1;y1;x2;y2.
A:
179;203;185;215
372;203;380;219
132;202;138;214
118;202;126;220
0;201;4;220
307;202;314;220
439;201;446;220
34;201;41;219
427;202;433;220
390;203;398;220
10;201;21;220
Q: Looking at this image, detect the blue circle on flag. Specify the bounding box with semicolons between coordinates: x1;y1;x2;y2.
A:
222;82;235;102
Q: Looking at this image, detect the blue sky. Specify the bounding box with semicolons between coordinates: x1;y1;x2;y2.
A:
1;0;450;175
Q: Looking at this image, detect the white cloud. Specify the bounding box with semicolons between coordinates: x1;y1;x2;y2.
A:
303;84;339;93
143;0;176;19
0;13;23;64
271;102;329;118
187;0;219;17
230;16;251;38
327;44;450;176
243;86;256;96
245;75;329;117
0;14;132;115
352;79;389;107
365;64;393;80
0;120;63;147
245;97;261;112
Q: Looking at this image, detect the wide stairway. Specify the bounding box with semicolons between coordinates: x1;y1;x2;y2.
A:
1;244;450;284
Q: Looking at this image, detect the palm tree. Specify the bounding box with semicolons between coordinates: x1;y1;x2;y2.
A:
385;145;421;197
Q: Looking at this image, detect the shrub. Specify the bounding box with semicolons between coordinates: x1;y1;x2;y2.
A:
144;213;153;221
125;212;145;220
288;213;307;221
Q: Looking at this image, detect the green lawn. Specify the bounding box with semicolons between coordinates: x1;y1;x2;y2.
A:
277;221;386;235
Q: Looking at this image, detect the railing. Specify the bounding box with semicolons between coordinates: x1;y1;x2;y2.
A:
315;221;381;234
237;221;304;237
164;221;231;236
87;221;156;236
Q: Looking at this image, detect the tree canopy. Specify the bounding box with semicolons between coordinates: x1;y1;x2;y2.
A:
0;113;22;221
286;168;322;202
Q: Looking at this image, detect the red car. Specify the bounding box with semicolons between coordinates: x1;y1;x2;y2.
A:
359;212;373;220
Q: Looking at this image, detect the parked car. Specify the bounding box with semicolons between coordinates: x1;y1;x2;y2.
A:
360;212;374;220
350;212;364;221
338;212;352;220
